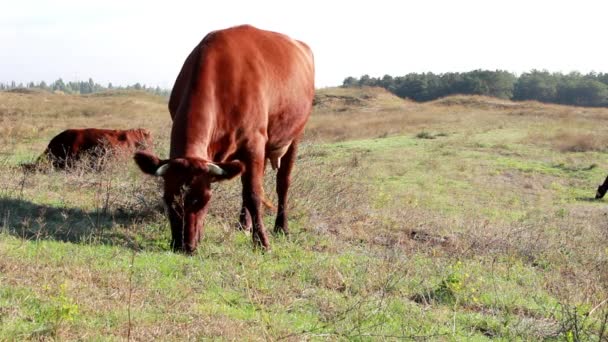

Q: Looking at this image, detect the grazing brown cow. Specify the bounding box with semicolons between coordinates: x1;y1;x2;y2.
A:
28;128;152;170
596;175;608;199
134;25;315;253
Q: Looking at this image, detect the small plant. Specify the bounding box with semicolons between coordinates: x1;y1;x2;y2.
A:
37;282;79;338
559;302;608;342
434;268;464;305
433;261;474;305
411;261;476;307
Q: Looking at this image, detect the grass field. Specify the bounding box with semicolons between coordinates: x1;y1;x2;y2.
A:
1;87;607;340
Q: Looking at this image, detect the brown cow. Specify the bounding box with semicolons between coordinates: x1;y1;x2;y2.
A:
134;25;315;253
26;128;152;170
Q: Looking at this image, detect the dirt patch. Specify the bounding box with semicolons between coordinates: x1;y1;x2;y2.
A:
313;93;369;110
431;95;526;110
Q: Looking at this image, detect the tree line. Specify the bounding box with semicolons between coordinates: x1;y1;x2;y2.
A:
342;70;608;107
0;78;170;97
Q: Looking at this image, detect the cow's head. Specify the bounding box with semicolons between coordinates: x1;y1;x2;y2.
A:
131;128;153;150
596;184;607;199
134;151;243;253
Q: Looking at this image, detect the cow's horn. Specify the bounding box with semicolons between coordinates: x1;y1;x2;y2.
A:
155;164;170;176
207;163;225;176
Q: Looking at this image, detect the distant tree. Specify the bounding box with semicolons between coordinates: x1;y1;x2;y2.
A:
557;78;608;107
513;70;559;102
597;73;608;86
393;74;428;101
358;74;374;87
481;70;516;99
66;81;76;93
451;70;515;98
64;82;75;93
379;74;394;91
438;72;464;97
342;76;359;87
88;78;96;92
578;80;608;106
1;77;170;96
52;78;67;92
79;81;91;94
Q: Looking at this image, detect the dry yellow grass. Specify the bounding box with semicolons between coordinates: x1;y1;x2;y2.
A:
0;90;171;163
1;87;608;340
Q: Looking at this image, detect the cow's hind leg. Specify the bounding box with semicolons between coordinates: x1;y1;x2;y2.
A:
274;141;298;235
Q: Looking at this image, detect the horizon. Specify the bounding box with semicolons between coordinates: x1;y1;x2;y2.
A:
2;68;608;91
2;0;607;88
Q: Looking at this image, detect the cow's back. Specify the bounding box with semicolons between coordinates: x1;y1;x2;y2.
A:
205;25;314;117
169;25;315;159
43;128;150;168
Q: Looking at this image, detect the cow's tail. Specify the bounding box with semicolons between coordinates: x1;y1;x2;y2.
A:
260;188;276;212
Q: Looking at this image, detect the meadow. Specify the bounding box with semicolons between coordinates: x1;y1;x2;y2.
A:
0;87;607;340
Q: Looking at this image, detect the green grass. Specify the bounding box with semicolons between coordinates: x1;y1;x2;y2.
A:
1;89;608;339
0;234;568;340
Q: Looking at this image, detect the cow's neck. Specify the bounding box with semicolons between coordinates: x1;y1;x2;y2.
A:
169;101;217;161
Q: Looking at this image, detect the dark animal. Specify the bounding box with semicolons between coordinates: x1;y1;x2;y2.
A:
134;25;315;253
26;128;152;170
596;175;608;199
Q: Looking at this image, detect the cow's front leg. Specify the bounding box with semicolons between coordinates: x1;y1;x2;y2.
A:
241;149;270;249
238;202;252;231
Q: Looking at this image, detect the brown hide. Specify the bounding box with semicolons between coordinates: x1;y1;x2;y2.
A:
135;25;315;253
36;128;152;169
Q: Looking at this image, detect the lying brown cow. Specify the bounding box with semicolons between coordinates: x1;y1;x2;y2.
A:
134;25;315;253
26;128;152;170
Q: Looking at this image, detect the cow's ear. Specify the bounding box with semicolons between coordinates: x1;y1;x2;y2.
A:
134;151;165;176
208;160;244;182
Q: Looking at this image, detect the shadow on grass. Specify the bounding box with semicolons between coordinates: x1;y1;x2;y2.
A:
575;196;602;203
0;197;162;250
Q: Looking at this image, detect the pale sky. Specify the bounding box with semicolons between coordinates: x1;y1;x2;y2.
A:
1;0;607;89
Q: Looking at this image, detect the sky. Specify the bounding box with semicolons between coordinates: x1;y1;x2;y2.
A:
1;0;607;89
